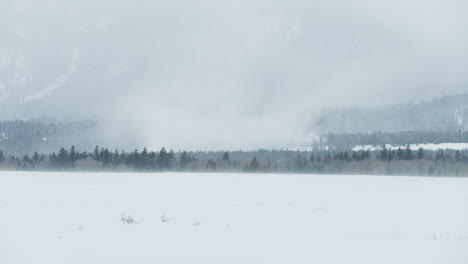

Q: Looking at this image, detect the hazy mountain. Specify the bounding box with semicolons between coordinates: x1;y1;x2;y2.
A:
2;0;468;149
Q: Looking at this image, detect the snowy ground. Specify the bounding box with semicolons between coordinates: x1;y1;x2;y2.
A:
1;172;467;264
353;143;468;151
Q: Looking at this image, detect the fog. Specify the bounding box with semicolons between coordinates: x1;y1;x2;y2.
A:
1;0;468;150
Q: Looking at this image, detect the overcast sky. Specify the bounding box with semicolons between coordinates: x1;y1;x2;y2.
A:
1;0;468;149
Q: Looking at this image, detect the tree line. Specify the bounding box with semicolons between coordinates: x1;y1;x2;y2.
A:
1;145;468;176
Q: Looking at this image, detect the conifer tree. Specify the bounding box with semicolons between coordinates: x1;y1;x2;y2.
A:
222;152;230;162
206;159;217;171
417;148;424;159
56;148;70;169
249;157;259;172
70;145;77;166
405;144;413;160
32;151;40;164
93;146;100;160
379;145;388;161
180;151;190;169
158;147;168;170
396;147;404;160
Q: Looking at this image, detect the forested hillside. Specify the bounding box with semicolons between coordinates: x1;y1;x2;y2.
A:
0;120;97;155
312;94;468;133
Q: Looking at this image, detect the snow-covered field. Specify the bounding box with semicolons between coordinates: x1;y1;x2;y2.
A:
353;143;468;151
1;172;467;264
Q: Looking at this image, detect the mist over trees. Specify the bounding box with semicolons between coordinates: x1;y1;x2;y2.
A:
2;95;468;155
2;94;468;177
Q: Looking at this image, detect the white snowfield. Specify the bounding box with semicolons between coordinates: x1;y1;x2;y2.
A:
353;143;468;151
1;172;467;264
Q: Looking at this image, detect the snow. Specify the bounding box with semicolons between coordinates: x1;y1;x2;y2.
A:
0;172;467;264
22;49;80;103
455;109;464;127
0;81;5;104
353;143;468;151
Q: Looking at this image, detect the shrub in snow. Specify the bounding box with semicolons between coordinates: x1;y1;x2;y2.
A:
160;215;175;223
121;214;138;224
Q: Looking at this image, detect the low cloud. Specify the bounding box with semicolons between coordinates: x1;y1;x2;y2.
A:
0;0;467;149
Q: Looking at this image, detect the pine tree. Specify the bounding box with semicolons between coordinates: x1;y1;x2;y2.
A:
417;148;424;159
168;150;175;169
57;148;69;169
101;148;112;167
343;151;350;161
112;149;120;166
206;159;217;171
396;147;404;160
435;150;444;161
180;151;190;169
50;152;57;163
379;145;388;161
295;154;308;172
249;157;259;172
22;154;32;167
141;147;149;169
158;147;168;170
405;144;413;160
120;150;127;166
222;152;230;162
93;146;100;161
70;145;77;167
32;151;40;165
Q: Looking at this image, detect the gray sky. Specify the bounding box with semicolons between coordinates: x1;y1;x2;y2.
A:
1;0;468;149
